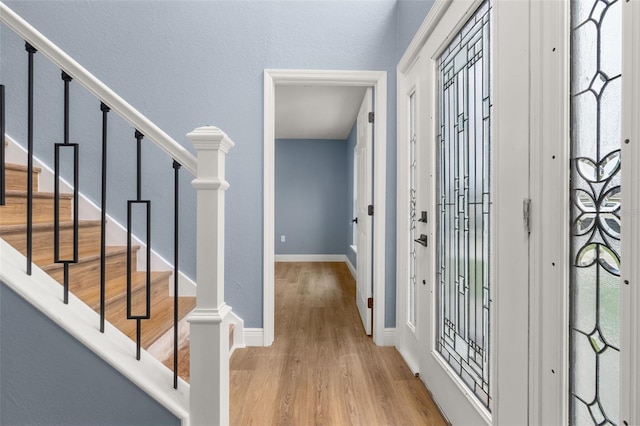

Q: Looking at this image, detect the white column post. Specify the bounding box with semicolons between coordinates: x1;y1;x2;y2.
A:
187;125;234;426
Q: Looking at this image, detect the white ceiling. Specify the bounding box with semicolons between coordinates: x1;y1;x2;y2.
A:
275;85;367;140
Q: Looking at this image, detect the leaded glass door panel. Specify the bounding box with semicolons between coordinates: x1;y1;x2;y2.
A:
408;0;530;423
570;0;622;424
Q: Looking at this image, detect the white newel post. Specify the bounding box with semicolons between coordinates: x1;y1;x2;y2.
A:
187;126;235;426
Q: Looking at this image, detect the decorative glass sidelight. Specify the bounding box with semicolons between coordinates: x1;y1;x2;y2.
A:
435;0;492;410
570;0;622;424
409;92;417;328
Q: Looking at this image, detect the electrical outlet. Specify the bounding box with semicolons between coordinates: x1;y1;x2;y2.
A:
281;235;286;242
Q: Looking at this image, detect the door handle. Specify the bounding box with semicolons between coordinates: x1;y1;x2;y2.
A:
352;217;358;224
414;234;428;247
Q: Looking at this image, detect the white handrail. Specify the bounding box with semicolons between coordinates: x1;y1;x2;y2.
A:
0;1;197;176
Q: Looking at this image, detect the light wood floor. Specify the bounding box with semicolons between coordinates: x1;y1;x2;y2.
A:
227;262;447;426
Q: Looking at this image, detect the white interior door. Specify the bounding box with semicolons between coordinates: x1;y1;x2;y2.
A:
356;88;373;335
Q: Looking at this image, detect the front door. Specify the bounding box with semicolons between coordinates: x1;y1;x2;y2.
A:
356;88;373;335
398;0;530;423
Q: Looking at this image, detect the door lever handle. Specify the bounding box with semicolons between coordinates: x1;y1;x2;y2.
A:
414;234;428;247
352;217;358;224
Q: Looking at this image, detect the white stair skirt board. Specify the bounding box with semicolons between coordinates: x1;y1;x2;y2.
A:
4;135;197;297
0;239;190;425
274;254;348;262
228;310;245;356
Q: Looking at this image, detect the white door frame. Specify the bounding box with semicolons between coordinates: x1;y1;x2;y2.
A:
263;69;388;346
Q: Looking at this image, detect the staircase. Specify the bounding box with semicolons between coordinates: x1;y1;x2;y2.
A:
0;140;195;378
1;2;236;422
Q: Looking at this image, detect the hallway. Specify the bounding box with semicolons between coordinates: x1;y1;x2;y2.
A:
229;262;447;425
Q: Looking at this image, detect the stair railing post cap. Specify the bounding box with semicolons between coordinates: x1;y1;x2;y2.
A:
187;126;235;153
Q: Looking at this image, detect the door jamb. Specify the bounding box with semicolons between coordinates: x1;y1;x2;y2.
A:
263;69;387;346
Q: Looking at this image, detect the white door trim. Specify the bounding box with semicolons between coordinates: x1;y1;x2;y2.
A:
263;69;388;346
621;1;640;423
528;1;570;423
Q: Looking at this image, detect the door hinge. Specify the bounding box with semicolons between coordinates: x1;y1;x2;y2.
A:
368;204;374;216
368;112;374;123
523;198;531;234
367;297;374;309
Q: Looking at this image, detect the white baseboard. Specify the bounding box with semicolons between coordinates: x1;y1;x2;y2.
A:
383;327;396;346
274;254;346;262
4;135;197;297
244;328;265;347
345;255;356;279
397;345;420;375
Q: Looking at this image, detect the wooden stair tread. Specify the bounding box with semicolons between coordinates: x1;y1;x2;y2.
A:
4;163;42;173
3;153;193;373
164;339;191;382
78;270;173;310
3;189;73;199
0;220;101;234
107;292;196;349
1;220;103;267
38;245;139;272
163;321;237;382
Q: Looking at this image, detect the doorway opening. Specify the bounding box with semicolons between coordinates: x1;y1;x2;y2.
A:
263;69;387;346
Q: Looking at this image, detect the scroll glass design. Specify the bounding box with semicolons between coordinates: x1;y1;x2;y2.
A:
409;92;417;328
435;0;492;410
570;0;621;424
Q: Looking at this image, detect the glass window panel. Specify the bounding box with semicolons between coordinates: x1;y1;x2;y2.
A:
570;0;621;424
436;0;492;411
409;92;417;328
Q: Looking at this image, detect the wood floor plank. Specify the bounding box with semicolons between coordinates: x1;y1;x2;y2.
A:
228;262;447;425
166;262;447;425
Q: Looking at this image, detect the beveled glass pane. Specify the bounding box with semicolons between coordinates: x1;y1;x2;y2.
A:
571;23;598;95
436;0;492;411
599;267;620;348
600;347;620;424
600;1;622;79
572;95;598;159
600;79;622;155
570;0;621;424
572;330;597;403
572;267;597;332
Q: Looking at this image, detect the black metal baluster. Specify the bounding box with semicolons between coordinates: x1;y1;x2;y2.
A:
54;71;78;304
173;160;181;389
99;102;110;333
25;43;36;276
1;84;6;206
127;130;151;360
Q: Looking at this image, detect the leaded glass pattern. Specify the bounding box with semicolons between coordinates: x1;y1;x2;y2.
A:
435;0;492;411
570;0;621;424
409;92;417;328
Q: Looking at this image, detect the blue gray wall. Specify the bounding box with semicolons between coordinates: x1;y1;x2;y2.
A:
346;124;358;268
275;139;348;256
0;282;180;426
0;0;434;329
